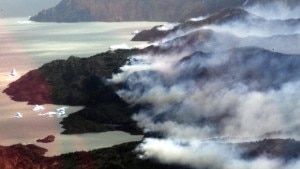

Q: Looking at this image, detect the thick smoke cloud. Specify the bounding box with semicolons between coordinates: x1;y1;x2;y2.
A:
110;1;300;169
115;48;300;140
137;138;289;169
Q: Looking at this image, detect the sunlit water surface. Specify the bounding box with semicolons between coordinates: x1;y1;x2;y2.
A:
0;17;163;156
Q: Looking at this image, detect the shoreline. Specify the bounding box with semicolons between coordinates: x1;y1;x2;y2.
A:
0;18;159;156
0;67;144;156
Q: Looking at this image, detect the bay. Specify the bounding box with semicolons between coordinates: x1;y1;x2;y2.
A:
0;17;162;156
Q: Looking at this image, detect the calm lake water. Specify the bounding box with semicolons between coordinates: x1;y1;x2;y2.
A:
0;17;162;68
0;17;163;156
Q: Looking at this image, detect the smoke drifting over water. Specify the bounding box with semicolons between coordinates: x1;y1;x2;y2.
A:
110;1;300;169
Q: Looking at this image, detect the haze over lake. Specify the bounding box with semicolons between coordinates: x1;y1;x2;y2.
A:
0;17;162;156
0;0;61;17
0;17;163;67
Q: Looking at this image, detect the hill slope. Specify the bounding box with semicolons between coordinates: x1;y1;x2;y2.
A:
30;0;248;22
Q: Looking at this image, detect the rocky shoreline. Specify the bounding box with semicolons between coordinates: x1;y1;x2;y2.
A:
4;49;143;135
3;42;300;169
3;45;300;168
0;141;190;169
1;139;300;169
3;3;300;168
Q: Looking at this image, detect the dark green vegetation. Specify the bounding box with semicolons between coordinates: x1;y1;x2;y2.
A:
0;141;190;169
1;139;300;169
5;2;300;167
4;49;142;134
53;141;190;169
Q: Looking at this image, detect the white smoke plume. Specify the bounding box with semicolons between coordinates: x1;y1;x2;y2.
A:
245;0;300;20
137;138;299;169
109;1;300;168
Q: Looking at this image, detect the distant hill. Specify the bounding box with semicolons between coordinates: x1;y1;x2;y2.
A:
132;7;255;41
5;3;300;168
132;7;300;41
30;0;250;22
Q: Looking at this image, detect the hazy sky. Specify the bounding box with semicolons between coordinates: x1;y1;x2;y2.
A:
0;0;61;17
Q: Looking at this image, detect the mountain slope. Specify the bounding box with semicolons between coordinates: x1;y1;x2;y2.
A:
5;2;300;168
30;0;248;22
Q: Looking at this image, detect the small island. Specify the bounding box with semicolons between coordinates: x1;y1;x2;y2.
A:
1;1;300;168
36;135;56;143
